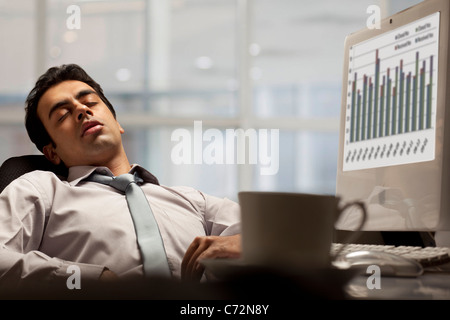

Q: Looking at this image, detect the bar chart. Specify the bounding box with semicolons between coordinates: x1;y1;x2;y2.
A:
343;12;439;171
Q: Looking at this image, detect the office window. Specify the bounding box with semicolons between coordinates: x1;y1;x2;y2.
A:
0;0;419;200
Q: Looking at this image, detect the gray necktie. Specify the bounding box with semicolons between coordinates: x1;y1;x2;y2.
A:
86;171;171;278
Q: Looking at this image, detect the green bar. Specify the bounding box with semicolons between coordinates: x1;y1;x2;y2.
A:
412;52;419;131
350;73;357;142
380;77;385;137
386;69;391;136
405;73;411;132
399;60;404;134
357;90;361;141
362;75;367;140
412;75;417;131
427;55;433;129
374;50;380;139
392;66;398;135
368;79;373;140
419;61;425;130
350;75;356;142
427;84;431;129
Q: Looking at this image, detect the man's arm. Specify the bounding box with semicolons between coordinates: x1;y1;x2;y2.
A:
180;191;242;281
0;177;105;290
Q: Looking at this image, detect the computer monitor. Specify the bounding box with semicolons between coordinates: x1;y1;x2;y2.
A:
335;0;450;236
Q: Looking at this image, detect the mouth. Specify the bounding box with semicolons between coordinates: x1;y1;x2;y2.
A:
81;120;103;137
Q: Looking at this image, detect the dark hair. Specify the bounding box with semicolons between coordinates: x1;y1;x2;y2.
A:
25;64;116;152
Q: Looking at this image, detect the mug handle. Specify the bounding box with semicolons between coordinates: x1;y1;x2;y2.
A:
332;201;368;259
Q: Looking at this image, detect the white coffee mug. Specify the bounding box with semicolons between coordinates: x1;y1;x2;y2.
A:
238;191;367;270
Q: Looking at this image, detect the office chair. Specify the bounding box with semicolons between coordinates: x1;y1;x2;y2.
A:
0;155;68;193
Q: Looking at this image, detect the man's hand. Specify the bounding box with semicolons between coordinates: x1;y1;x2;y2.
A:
181;234;241;281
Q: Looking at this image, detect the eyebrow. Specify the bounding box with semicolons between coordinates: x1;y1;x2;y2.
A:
48;89;98;120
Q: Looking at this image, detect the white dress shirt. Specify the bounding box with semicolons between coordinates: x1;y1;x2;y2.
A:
0;164;241;288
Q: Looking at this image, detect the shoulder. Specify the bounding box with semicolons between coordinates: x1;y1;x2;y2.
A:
161;185;205;198
158;185;206;210
6;170;67;195
0;170;67;212
158;185;239;213
19;169;66;183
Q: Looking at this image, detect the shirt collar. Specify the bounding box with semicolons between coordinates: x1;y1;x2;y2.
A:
67;164;160;186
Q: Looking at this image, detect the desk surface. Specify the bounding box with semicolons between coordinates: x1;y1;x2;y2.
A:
201;258;450;300
345;267;450;300
3;262;450;301
343;259;450;300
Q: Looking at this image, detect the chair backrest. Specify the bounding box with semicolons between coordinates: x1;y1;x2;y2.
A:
0;155;68;193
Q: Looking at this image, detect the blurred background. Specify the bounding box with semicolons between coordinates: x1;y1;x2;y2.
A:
0;0;422;200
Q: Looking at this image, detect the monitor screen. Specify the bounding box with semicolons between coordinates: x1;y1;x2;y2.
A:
336;0;450;232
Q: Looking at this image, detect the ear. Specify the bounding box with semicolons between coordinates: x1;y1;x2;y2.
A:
117;121;125;134
43;143;61;165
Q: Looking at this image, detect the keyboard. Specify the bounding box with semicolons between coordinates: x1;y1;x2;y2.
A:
330;243;450;268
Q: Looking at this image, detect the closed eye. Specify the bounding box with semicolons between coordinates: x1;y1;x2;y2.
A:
58;110;70;122
85;102;98;107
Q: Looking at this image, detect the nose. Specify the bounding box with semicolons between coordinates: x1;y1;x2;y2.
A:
76;104;94;121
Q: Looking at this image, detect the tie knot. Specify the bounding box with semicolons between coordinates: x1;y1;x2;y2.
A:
109;173;134;192
110;173;144;192
86;171;144;193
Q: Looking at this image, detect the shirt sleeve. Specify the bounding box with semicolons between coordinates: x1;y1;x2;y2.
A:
0;176;105;291
203;194;241;236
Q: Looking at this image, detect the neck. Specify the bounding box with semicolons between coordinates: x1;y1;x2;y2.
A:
83;145;131;176
106;160;132;176
103;149;132;176
62;145;133;176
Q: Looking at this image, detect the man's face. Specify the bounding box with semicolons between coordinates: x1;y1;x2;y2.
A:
37;80;125;167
